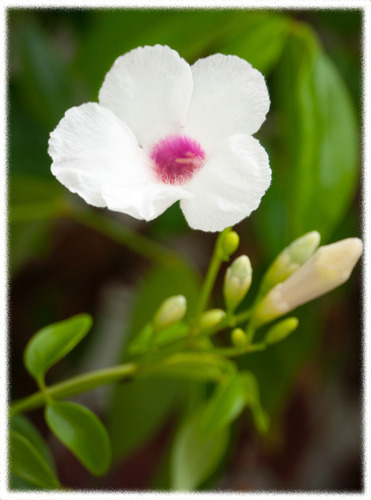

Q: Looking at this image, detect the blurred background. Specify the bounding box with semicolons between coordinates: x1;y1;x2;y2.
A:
8;7;362;491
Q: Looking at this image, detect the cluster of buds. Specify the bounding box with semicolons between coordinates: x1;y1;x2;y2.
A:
254;237;363;326
260;231;321;295
149;232;362;352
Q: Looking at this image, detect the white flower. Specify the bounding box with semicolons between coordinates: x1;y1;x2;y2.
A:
49;45;271;232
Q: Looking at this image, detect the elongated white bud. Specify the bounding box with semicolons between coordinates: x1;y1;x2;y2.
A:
223;255;252;311
255;238;363;326
153;295;187;332
261;231;321;294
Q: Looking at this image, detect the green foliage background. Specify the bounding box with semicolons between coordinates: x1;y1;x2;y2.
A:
8;8;362;491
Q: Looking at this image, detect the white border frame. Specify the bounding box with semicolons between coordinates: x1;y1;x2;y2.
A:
1;0;370;498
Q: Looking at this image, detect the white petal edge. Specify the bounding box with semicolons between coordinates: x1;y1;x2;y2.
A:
184;54;270;152
49;102;151;208
101;182;192;222
99;45;193;150
180;134;271;232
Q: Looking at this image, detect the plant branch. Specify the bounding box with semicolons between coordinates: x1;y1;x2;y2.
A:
69;208;182;267
193;229;229;324
9;363;137;417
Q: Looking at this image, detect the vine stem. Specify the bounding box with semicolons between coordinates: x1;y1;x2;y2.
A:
9;305;256;417
9;363;137;417
193;229;229;324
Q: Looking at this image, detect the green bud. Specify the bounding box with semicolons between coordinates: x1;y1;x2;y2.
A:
153;295;187;332
264;317;299;344
261;231;321;294
231;328;248;349
223;255;252;311
198;309;226;333
221;231;240;258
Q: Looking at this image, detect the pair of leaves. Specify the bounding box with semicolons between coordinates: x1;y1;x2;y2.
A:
21;314;111;478
170;371;268;490
10;403;111;485
10;414;59;490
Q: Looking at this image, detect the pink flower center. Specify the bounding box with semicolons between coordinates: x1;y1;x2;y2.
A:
150;135;206;185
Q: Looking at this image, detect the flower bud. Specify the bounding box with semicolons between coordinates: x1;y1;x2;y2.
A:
223;255;252;311
221;231;240;259
261;231;321;294
255;238;363;326
264;317;299;344
198;309;226;333
231;328;248;349
153;295;187;332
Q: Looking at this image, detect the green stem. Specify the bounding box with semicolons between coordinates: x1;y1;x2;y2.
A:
193;229;229;323
9;201;65;223
70;209;182;267
202;342;266;358
232;308;253;326
9;363;137;417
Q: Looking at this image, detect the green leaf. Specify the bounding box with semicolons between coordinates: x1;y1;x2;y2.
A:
109;260;200;460
8;176;66;274
128;321;189;355
222;12;290;74
9;430;60;490
202;372;247;436
45;401;111;476
145;352;230;382
10;414;56;473
9;176;65;214
78;11;265;94
255;24;359;257
10;474;38;491
109;377;183;460
24;314;92;384
10;12;72;127
240;371;269;435
171;405;230;491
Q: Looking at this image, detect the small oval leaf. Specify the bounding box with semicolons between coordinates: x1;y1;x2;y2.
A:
24;314;92;383
45;401;111;476
144;352;229;382
240;371;270;434
9;430;60;490
171;405;230;491
128;321;189;355
202;373;247;436
10;414;56;472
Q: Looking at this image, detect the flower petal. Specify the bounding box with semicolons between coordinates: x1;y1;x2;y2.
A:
184;54;270;151
49;102;150;208
98;45;193;149
101;182;191;221
180;134;271;232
